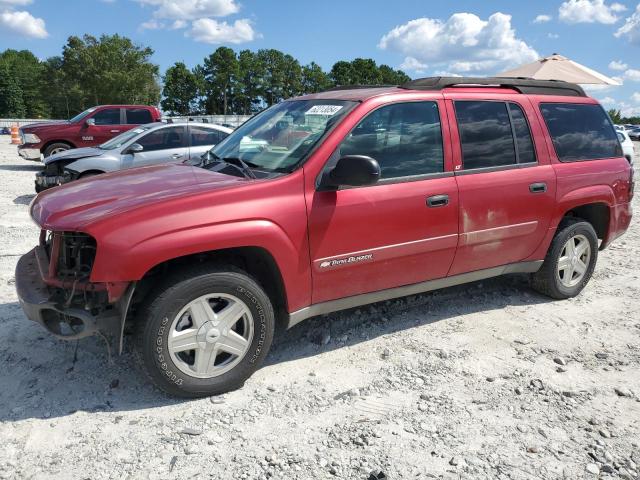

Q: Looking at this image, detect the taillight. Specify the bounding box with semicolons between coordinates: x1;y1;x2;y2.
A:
629;168;635;200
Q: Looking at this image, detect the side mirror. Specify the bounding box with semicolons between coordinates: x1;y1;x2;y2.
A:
319;155;381;190
125;143;143;154
85;118;95;126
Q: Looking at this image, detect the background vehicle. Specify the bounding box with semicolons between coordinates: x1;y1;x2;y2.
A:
617;129;635;163
627;126;640;140
18;105;161;160
16;77;633;398
35;122;232;191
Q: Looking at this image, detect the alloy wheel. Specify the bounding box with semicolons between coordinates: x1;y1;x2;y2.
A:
557;234;591;288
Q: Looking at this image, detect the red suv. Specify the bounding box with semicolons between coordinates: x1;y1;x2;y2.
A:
18;105;161;160
16;77;633;397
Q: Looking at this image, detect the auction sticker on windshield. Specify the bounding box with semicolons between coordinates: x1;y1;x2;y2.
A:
305;105;343;116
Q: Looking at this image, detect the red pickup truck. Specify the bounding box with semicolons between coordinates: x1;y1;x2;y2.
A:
15;77;633;397
18;105;161;160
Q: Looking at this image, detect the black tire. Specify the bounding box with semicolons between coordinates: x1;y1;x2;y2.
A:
43;142;71;158
530;217;598;299
134;265;275;398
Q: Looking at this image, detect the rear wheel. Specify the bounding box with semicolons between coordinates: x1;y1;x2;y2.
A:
135;266;275;398
43;142;71;158
530;218;598;299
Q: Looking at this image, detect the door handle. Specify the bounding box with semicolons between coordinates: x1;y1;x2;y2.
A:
427;194;449;207
171;153;183;159
529;182;547;193
110;130;120;133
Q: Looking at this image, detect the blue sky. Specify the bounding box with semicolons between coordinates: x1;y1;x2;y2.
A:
2;0;640;114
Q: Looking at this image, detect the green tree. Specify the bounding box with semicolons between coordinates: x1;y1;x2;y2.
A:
202;47;238;115
608;108;622;124
379;64;411;85
330;60;355;86
0;49;47;117
61;34;160;109
234;50;264;114
161;62;199;115
0;63;26;117
350;58;382;84
301;62;330;93
257;49;289;107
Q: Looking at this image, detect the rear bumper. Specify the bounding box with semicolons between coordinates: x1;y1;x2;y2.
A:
18;147;41;161
602;202;633;249
15;247;119;340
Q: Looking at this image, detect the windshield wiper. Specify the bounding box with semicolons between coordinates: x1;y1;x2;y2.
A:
201;152;256;179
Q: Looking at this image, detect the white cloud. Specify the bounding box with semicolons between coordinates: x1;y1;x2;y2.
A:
170;19;187;29
599;96;616;104
399;56;428;73
0;0;33;5
632;92;640;102
559;0;626;24
0;9;47;38
534;14;552;23
136;0;239;20
187;17;257;44
548;33;560;38
615;4;640;43
379;12;538;75
624;68;640;81
609;60;628;70
140;19;164;30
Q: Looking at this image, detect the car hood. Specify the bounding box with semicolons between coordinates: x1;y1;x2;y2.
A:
21;121;68;132
44;146;104;164
31;163;250;230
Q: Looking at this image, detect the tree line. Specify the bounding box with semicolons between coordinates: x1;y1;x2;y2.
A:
0;34;410;119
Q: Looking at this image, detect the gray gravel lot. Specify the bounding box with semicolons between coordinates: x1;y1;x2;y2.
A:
0;139;638;480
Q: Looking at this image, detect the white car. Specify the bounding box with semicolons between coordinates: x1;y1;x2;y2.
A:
617;130;635;164
35;122;232;191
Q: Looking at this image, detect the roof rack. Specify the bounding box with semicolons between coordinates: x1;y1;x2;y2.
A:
399;76;586;97
322;85;396;92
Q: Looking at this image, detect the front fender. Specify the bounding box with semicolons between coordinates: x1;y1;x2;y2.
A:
90;219;312;312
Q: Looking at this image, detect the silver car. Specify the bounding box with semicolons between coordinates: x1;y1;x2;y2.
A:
35;122;232;191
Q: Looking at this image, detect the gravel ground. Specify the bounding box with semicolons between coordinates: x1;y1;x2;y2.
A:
0;139;638;480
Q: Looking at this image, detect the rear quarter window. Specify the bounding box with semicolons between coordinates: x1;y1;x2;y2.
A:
540;103;622;161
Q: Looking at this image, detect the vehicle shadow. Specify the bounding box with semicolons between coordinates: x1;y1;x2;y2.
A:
13;194;35;205
0;164;42;172
0;274;552;422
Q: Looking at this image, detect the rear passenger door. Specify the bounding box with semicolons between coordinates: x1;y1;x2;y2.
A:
124;108;154;126
121;125;188;168
188;126;229;162
446;97;556;275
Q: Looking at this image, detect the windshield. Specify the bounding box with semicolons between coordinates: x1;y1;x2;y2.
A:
207;99;356;172
99;125;153;150
69;107;98;123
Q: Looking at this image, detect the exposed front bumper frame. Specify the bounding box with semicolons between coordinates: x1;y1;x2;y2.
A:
18;147;41;161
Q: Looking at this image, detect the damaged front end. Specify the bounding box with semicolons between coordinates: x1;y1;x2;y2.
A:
15;230;134;352
35;161;74;191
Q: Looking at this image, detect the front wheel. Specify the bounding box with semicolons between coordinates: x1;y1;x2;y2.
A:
135;266;275;397
530;218;598;299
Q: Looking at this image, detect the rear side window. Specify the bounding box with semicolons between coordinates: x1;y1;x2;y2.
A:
190;126;228;146
338;101;444;179
126;108;153;124
455;101;536;169
92;108;121;125
136;126;187;152
540;103;622;161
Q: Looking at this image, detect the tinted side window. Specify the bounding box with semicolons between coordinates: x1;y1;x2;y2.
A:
455;101;515;169
339;101;444;179
92;108;121;125
136;126;187;152
126;108;153;124
509;103;536;164
190;127;227;146
540;103;622;161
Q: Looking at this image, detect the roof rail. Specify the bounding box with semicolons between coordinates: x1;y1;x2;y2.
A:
322;84;396;92
399;76;587;97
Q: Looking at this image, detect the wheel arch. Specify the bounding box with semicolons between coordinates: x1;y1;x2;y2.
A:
42;139;75;153
132;246;289;330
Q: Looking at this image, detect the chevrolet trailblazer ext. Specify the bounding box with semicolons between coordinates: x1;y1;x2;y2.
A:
16;77;633;397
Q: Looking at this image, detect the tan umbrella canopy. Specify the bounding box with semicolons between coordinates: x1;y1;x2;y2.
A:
498;54;621;85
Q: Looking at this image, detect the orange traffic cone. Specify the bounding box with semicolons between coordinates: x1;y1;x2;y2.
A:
10;124;21;145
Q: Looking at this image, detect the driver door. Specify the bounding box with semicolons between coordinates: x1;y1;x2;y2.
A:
121;126;188;169
306;100;459;304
